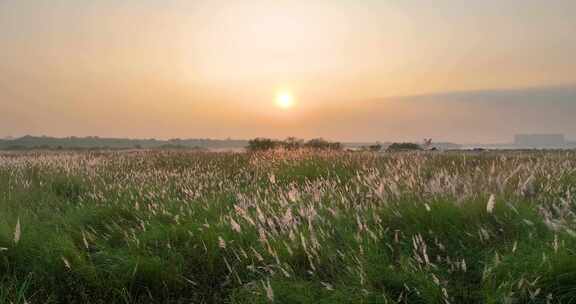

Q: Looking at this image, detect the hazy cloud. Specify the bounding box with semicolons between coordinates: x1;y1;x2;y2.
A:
386;85;576;104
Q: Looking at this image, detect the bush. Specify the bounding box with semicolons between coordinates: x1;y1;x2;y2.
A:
247;138;278;151
387;142;422;151
283;137;304;150
359;144;382;152
304;138;343;150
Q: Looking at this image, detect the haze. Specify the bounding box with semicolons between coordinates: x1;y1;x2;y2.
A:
1;0;575;143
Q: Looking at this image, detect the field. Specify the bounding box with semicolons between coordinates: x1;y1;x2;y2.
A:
1;150;576;303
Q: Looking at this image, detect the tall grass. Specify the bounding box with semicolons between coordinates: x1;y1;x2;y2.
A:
0;150;575;303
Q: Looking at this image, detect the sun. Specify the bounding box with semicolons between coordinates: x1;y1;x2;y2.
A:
275;91;294;109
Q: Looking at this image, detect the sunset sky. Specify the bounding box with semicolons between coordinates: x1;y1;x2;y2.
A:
1;0;575;143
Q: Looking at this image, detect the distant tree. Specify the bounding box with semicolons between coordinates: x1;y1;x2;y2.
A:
305;138;343;150
283;137;303;150
387;142;422;151
247;137;342;152
247;138;278;151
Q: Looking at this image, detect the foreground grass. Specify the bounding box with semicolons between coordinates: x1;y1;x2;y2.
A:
0;150;576;303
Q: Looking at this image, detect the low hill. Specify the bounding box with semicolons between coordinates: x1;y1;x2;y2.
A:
0;136;248;150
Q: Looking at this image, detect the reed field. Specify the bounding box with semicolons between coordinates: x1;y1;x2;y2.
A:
1;150;576;303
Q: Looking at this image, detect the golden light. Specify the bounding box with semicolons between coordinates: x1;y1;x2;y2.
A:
275;91;294;109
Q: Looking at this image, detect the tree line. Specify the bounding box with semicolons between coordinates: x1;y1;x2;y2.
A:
247;137;430;152
247;137;343;151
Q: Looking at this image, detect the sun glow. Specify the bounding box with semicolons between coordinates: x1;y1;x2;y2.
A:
275;91;294;109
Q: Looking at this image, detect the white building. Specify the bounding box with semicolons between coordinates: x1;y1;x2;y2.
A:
514;134;565;148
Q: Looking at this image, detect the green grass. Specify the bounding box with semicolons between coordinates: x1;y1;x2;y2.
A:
1;150;576;303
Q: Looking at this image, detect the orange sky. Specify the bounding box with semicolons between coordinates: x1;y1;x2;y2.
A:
1;0;575;142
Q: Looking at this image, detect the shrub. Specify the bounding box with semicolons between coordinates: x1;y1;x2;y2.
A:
304;138;343;150
282;137;304;150
247;138;278;151
359;144;382;152
387;142;422;151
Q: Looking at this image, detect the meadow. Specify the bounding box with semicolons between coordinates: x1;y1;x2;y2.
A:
0;150;575;303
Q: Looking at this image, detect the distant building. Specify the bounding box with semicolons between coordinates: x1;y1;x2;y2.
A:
514;134;565;148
